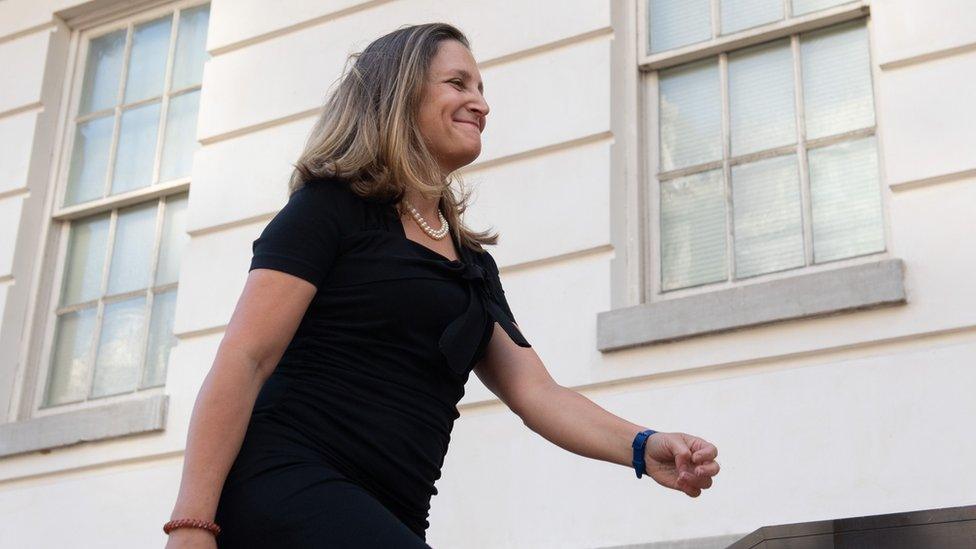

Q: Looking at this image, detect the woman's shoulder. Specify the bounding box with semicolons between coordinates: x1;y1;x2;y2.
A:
469;244;500;273
294;175;362;205
289;175;385;230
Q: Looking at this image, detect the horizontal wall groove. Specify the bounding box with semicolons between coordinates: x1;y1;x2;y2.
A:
0;102;43;121
499;244;612;275
879;40;976;71
478;25;613;70
207;0;394;57
464;131;613;173
187;211;274;238
0;187;29;202
0;448;184;488
174;324;227;341
0;22;55;46
889;167;976;193
199;106;320;146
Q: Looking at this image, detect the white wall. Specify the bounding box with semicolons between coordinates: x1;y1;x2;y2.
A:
0;1;974;548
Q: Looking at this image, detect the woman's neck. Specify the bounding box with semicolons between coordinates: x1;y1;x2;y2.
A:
401;189;441;221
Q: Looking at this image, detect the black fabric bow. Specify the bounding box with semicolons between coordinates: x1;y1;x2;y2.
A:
437;261;529;377
376;201;529;377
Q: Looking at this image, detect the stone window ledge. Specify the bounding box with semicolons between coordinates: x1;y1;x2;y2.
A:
597;258;906;352
0;394;168;458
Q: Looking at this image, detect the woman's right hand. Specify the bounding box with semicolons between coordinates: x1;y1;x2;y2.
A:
163;528;218;549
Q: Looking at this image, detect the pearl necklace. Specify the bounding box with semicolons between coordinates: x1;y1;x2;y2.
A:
402;198;450;240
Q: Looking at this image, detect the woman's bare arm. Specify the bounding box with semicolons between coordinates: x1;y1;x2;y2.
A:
165;269;317;545
474;323;720;499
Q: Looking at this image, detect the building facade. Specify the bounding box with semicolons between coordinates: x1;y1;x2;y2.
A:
0;0;974;547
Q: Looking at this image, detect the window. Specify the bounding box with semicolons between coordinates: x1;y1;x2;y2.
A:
645;0;883;293
597;0;905;351
36;3;207;418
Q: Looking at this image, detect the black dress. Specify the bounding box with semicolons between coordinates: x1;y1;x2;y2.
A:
213;176;531;547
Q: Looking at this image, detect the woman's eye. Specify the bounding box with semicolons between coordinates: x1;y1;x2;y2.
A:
451;80;464;89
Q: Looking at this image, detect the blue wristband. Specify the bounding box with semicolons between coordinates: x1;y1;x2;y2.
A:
631;429;658;479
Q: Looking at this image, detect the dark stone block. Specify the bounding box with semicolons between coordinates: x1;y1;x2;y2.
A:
727;504;976;549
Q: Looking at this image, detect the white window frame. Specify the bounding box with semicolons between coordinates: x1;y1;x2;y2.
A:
0;0;208;458
598;0;906;352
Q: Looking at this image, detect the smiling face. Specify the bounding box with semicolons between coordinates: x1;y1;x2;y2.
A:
416;39;490;175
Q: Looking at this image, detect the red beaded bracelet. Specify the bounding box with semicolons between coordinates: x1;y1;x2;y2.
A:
163;518;222;537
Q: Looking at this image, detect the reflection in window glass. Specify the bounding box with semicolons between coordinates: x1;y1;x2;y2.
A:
659;58;722;172
62;214;111;306
647;0;711;54
156;194;189;285
143;289;178;388
171;4;211;90
107;202;158;295
809;136;884;263
793;0;856;16
721;0;783;35
123;15;172;103
78;29;125;115
111;102;161;194
732;155;805;278
801;20;875;140
159;90;201;182
91;296;147;398
44;308;97;406
65;115;113;205
661;170;728;291
728;38;796;157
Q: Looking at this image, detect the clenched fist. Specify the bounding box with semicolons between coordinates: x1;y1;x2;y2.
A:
643;432;720;497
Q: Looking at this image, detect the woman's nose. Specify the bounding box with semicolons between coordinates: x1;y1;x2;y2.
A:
471;95;489;118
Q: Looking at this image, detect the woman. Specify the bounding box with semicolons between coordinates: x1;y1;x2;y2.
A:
164;23;720;548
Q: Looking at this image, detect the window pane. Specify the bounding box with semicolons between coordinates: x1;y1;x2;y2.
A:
793;0;856;16
156;194;189;285
648;0;711;54
660;58;722;171
809;136;884;263
79;29;126;115
159;90;201;182
91;296;147;398
123;15;172;104
62;214;110;305
111;101;161;194
661;169;728;291
44;307;97;406
65;114;113;205
721;0;784;35
171;4;211;90
732;155;805;278
729;38;796;156
107;202;158;295
801;20;874;140
143;289;178;388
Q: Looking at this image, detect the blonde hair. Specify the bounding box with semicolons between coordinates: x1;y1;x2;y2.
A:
287;23;497;251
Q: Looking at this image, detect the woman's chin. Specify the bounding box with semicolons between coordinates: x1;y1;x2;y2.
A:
454;144;481;163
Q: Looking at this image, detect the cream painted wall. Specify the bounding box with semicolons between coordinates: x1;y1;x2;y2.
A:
0;1;974;548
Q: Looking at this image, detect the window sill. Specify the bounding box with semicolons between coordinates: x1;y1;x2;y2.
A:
0;394;168;458
597;258;906;352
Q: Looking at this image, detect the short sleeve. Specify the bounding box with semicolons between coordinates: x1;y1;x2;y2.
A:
481;250;530;346
249;182;343;289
